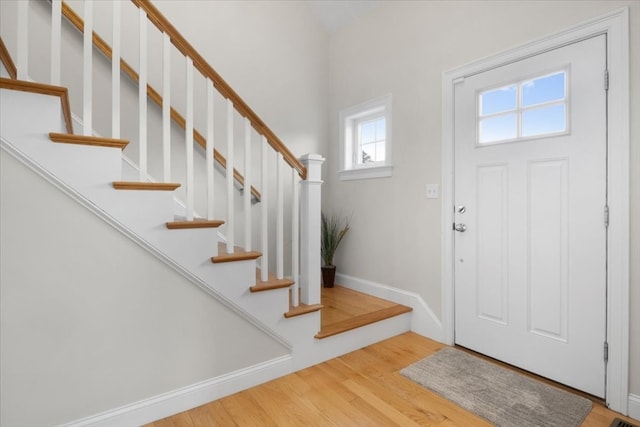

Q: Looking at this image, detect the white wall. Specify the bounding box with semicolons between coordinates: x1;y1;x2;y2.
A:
149;0;329;158
324;0;639;398
0;149;289;427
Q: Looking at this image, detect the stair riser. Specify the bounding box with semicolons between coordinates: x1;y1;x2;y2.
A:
1;89;65;136
197;261;260;300
152;227;220;266
1;88;122;190
99;190;176;229
292;313;411;371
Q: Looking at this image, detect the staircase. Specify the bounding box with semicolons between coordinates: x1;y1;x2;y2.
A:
0;2;412;425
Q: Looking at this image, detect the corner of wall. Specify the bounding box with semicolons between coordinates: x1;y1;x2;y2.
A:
335;273;443;342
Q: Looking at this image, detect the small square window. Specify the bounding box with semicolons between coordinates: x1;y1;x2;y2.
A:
339;95;392;180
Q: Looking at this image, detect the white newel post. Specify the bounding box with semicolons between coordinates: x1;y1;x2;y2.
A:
298;154;324;306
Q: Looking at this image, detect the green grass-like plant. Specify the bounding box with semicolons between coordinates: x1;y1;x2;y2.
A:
321;212;350;267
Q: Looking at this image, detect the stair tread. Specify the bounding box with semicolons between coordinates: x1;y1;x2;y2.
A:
212;242;261;263
315;304;412;339
284;303;324;319
49;132;128;149
112;181;181;191
251;271;294;292
166;219;224;229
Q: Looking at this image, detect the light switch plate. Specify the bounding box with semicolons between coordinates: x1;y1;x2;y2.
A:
426;184;439;199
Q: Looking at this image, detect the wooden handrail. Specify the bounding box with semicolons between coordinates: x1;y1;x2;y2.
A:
0;37;17;79
130;0;307;180
60;2;262;200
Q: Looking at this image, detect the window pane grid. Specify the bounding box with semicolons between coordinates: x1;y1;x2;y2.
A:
477;70;568;145
356;116;385;164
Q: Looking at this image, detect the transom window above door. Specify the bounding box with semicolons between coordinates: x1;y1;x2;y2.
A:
477;70;569;145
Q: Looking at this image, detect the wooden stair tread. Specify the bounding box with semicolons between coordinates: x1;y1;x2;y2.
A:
212;242;261;263
49;132;128;149
250;270;294;292
315;305;412;339
112;181;181;191
166;219;224;229
0;77;73;134
284;303;323;319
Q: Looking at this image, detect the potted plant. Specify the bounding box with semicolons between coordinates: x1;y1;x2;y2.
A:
321;212;350;288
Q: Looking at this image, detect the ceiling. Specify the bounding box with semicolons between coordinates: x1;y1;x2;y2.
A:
306;1;379;34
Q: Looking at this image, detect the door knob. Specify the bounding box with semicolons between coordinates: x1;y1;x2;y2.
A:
454;223;467;232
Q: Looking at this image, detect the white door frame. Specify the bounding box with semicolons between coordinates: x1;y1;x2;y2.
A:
441;7;630;413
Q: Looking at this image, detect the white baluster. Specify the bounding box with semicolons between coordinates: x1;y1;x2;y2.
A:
276;153;284;280
50;0;61;85
291;169;300;307
138;8;147;179
244;118;251;251
16;0;28;80
206;78;215;219
260;136;269;282
226;99;234;253
162;33;171;181
83;0;93;135
185;57;194;221
111;0;121;138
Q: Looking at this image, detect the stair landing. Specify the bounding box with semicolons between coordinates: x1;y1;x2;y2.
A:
316;285;412;339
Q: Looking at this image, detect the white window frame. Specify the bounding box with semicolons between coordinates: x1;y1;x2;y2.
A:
339;94;392;180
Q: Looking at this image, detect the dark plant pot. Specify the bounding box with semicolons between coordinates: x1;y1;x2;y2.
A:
321;265;336;288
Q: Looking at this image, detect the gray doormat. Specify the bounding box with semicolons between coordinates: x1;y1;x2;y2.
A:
400;347;592;427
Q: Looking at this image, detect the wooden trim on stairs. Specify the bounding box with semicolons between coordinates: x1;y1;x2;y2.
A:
250;270;294;292
112;181;181;191
0;78;73;134
60;1;262;201
212;242;261;263
0;37;17;79
166;219;224;229
49;132;129;149
129;0;307;181
285;303;323;319
314;305;413;339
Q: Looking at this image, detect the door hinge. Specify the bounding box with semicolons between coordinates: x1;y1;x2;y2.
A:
604;341;609;362
604;205;610;228
604;69;609;91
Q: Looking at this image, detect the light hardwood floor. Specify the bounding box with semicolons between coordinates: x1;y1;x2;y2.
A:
147;332;636;426
316;285;412;338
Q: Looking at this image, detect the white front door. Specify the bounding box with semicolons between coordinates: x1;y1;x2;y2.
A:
454;35;607;397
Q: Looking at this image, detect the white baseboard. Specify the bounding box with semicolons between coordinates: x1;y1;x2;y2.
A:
60;355;293;427
628;393;640;421
335;273;443;342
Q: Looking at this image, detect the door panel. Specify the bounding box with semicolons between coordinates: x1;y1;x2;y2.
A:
454;35;607;397
476;164;508;324
528;159;569;341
